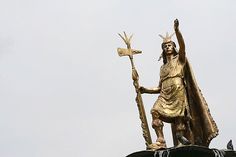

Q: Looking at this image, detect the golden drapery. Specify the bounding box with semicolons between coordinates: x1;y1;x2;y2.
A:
152;56;189;122
171;59;219;146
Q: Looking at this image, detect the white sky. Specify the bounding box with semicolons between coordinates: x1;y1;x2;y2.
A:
0;0;236;157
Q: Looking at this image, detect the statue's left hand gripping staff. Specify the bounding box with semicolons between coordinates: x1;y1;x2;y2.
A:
117;32;152;149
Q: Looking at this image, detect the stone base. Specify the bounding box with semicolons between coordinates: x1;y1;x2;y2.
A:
126;145;236;157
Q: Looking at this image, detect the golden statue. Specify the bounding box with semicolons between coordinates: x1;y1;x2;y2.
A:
117;19;218;150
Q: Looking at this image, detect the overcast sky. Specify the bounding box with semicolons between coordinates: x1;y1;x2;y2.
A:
0;0;236;157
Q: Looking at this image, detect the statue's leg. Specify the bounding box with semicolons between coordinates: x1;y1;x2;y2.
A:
149;111;166;149
175;118;185;135
175;117;189;146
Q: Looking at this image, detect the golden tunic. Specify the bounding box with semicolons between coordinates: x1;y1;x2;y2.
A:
152;55;189;121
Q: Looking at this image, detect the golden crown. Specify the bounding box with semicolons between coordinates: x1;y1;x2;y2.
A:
159;32;175;43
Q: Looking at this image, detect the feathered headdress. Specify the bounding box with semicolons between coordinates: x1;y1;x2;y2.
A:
158;32;175;61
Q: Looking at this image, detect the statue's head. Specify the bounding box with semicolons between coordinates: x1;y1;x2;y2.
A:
162;41;177;55
159;33;178;64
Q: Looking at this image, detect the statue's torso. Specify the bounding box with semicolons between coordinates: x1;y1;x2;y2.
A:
160;55;185;89
152;55;188;120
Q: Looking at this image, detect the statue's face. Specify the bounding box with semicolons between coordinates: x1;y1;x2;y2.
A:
163;42;174;55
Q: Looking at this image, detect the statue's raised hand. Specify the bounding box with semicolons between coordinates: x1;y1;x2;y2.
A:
174;19;179;30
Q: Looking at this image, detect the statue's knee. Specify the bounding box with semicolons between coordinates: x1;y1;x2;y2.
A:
175;120;186;132
151;110;163;128
152;119;163;128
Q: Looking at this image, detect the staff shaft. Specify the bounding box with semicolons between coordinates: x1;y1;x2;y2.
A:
117;32;152;148
129;58;152;147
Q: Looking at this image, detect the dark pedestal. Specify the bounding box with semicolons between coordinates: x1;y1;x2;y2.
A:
126;145;236;157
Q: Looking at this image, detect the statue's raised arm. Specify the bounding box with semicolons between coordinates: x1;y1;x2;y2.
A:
174;19;186;63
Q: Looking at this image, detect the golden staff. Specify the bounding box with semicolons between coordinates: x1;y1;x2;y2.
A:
117;32;152;148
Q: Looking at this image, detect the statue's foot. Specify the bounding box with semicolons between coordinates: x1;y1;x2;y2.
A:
176;143;184;147
176;134;191;146
147;139;166;150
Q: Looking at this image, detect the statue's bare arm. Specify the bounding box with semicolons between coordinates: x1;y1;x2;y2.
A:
139;86;161;94
174;19;186;63
139;80;161;94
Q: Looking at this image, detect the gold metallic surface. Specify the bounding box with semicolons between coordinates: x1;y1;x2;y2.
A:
117;48;142;57
117;32;152;148
117;19;218;150
152;55;188;119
